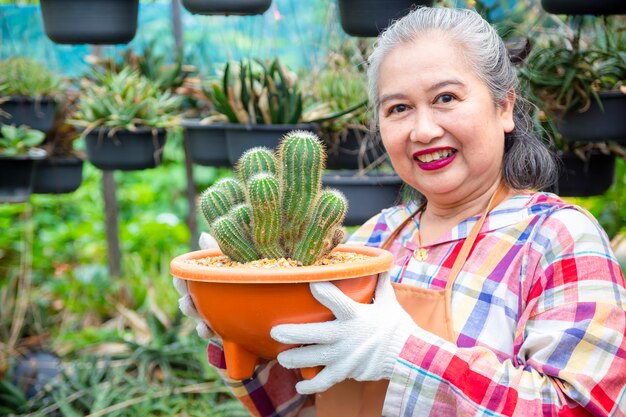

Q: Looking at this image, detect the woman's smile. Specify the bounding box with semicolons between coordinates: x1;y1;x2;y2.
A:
413;147;457;171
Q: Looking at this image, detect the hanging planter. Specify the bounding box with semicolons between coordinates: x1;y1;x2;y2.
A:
84;128;166;171
40;0;139;45
549;151;615;197
0;149;46;203
0;96;57;133
225;124;317;166
540;0;626;15
182;120;229;167
338;0;434;37
181;0;271;15
324;128;385;170
322;172;403;226
33;156;84;194
557;91;626;143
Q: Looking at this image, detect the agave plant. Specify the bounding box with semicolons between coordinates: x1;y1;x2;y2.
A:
203;58;304;125
199;130;348;266
70;67;182;133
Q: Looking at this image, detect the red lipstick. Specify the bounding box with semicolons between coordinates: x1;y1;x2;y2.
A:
412;147;457;171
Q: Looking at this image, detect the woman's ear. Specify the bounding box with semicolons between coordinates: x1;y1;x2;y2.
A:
499;89;516;133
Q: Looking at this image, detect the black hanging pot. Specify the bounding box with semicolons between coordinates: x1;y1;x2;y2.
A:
0;96;57;133
322;172;403;226
548;151;615;197
557;92;626;143
182;119;229;167
181;0;271;15
225;123;318;165
33;156;84;194
324;128;385;170
84;128;167;171
541;0;626;15
40;0;139;45
0;149;46;203
338;0;434;37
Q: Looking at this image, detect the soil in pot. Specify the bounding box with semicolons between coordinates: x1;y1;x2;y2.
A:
0;96;57;133
322;172;403;226
84;128;166;171
33;156;84;194
182;120;229;167
170;244;393;380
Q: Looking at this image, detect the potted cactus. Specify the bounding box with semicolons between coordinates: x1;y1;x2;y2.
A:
0;125;47;203
203;58;319;165
0;58;64;134
70;68;182;171
170;130;393;380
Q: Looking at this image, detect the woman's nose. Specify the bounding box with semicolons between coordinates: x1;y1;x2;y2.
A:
409;108;444;143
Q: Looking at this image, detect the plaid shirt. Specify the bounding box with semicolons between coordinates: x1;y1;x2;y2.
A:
207;192;626;417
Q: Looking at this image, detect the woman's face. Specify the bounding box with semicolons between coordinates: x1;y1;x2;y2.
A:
377;33;515;206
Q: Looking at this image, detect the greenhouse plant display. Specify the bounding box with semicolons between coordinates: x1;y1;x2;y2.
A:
0;125;46;203
70;68;181;171
204;58;318;165
39;0;139;45
0;58;64;134
170;130;393;380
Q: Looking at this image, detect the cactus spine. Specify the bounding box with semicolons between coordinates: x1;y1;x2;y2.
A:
237;147;278;184
247;173;286;259
279;131;324;254
292;190;347;265
199;188;231;225
214;177;245;205
229;203;253;236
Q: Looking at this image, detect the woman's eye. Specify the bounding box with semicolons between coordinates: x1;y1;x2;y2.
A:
389;104;408;114
435;94;455;104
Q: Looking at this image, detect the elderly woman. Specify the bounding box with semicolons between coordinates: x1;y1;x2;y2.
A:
179;7;626;417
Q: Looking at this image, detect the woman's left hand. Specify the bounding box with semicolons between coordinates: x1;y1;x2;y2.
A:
270;275;417;395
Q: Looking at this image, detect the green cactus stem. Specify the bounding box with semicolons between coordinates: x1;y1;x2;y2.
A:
214;177;245;205
292;189;347;265
211;216;259;263
278;131;325;254
199;188;231;225
237;147;278;184
247;173;286;259
229;203;253;236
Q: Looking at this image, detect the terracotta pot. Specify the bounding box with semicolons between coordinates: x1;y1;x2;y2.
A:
170;244;394;380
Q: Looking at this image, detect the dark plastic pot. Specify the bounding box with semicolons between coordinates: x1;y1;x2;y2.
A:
181;0;271;15
84;128;166;171
541;0;626;15
40;0;139;45
33;156;84;194
13;351;61;399
182;120;229;167
324;128;385;170
338;0;434;37
322;172;403;225
0;149;46;203
0;96;57;133
548;151;615;197
225;124;318;165
557;92;626;143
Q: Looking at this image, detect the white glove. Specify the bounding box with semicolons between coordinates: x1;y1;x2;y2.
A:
270;275;417;395
173;232;219;339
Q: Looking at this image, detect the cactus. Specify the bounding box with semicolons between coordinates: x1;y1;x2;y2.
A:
237;147;278;184
278;130;325;254
211;216;259;263
247;173;286;259
199;130;350;266
292;190;348;265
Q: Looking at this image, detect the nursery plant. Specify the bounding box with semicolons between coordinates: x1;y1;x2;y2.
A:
0;124;45;156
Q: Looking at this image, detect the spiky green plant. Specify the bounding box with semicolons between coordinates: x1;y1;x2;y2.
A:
0;58;63;97
199;130;348;265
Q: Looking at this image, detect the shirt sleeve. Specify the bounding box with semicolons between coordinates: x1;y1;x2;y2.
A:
384;207;626;416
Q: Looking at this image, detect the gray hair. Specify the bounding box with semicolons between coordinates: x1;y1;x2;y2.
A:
367;7;556;192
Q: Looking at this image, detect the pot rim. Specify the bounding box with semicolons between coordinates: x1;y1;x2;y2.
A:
170;243;393;283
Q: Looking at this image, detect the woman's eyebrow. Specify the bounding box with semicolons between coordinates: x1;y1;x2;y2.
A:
379;93;406;106
379;79;466;105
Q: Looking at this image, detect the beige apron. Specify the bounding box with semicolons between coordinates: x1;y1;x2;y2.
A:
314;182;509;417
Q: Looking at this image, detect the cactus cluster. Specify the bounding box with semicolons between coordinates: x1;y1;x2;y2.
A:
199;130;347;266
